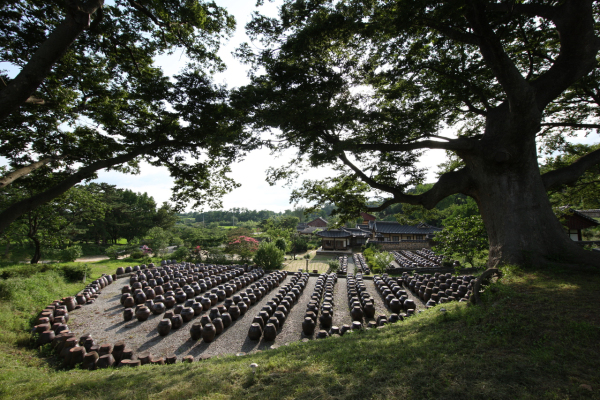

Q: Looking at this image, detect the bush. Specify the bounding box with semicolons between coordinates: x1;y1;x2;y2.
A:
172;246;190;261
105;245;124;260
253;242;284;270
274;238;287;252
59;263;91;281
58;245;83;262
129;250;144;259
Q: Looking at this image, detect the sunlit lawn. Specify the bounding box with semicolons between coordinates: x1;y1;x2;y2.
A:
282;250;334;274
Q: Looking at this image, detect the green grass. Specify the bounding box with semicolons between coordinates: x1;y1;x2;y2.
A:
283;252;331;273
0;264;599;399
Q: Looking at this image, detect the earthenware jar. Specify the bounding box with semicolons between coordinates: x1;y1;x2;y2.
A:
123;308;134;321
171;314;183;329
157;318;172;336
319;311;332;330
263;323;277;341
180;307;194;323
274;311;286;326
202;323;216;342
228;305;240;321
220;312;232;329
83;351;99;370
302;317;316;336
363;302;376;318
96;354;115;369
135;306;151;322
152;302;166;315
244;322;262;341
189;322;202;340
208;308;221;321
350;306;364;321
212;318;224;334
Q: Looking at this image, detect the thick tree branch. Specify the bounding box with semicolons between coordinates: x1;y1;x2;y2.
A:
343;137;475;153
0;140;177;233
464;0;534;109
486;3;557;21
542;147;600;191
0;157;59;189
0;0;104;121
540;122;600;129
422;18;480;46
339;152;474;210
529;1;600;109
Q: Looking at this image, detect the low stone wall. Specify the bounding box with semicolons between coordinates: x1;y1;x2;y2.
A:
369;240;433;251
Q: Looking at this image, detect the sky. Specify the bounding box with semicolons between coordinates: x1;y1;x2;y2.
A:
92;0;450;213
3;1;596;214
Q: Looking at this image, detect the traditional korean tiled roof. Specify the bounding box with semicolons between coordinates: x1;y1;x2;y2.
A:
299;226;321;234
372;221;442;234
576;209;600;220
307;217;328;227
344;228;371;237
360;212;377;221
559;206;600;227
315;229;352;238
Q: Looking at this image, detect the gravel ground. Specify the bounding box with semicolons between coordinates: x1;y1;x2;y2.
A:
67;270;426;362
69;274;327;361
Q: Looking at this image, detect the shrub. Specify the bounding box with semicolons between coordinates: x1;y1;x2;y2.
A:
253;242;284;270
58;245;83;262
172;246;190;261
274;238;287;252
129;250;144;259
105;245;124;260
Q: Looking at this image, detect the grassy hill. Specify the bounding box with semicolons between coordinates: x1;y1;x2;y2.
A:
0;261;598;399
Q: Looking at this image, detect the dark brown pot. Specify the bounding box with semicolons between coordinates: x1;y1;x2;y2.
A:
212;318;224;335
228;305;240;321
190;322;203;340
390;299;402;314
180;307;194;322
170;314;183;330
302;317;316;336
135;306;151;322
82;351;99;370
123;308;134;321
363;302;376;318
248;323;262;340
350;306;364;321
263;323;277;341
152;302;166;315
200;297;211;311
96;354;115;369
157;318;172;336
202;323;216;342
69;346;87;367
221;312;232;329
319;311;332;330
208;308;221;321
274;311;286;326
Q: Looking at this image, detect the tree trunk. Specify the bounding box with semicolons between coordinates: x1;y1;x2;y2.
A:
467;134;600;270
30;237;41;264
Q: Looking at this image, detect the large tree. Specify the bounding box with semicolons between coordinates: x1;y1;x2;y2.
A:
0;0;255;233
237;0;600;269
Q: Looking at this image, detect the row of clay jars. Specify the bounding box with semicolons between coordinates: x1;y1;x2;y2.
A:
353;253;371;275
187;270;288;342
374;275;413;313
349;274;376;319
247;272;304;341
302;273;328;335
158;270;280;337
120;267;262;311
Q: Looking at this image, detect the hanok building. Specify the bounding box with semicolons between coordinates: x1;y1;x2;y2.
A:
559;208;600;241
307;217;328;228
368;221;442;250
316;229;353;251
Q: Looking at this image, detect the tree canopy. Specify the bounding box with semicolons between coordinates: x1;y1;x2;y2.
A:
0;0;256;233
237;0;600;269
